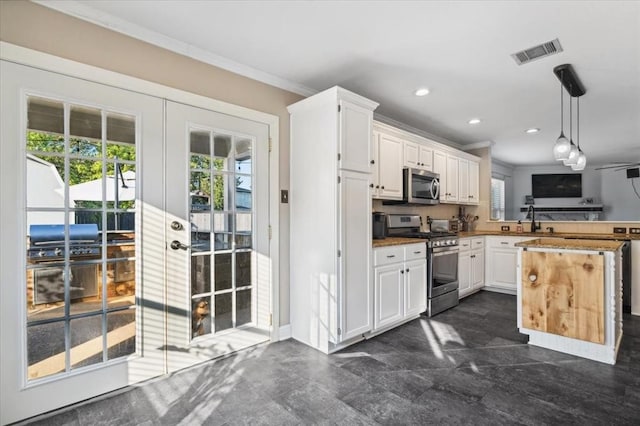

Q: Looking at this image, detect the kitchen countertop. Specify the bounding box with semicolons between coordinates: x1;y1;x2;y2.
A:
372;237;427;248
458;230;640;240
515;238;625;252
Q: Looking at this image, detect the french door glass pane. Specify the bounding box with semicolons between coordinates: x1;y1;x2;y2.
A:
25;96;137;381
188;128;255;340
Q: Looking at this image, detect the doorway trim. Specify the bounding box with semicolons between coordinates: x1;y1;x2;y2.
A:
0;41;281;340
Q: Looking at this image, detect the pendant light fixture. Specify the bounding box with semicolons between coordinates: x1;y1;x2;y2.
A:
563;92;580;166
571;96;587;170
552;71;571;161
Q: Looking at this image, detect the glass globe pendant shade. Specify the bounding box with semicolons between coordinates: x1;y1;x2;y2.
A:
553;132;571;161
571;151;586;171
563;142;579;166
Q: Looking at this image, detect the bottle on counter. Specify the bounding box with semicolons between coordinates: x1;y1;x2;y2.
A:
516;220;523;233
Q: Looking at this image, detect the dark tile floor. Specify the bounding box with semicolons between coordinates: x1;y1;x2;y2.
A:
21;291;640;425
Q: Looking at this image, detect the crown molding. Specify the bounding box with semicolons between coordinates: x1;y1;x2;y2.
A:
33;0;317;98
463;141;494;151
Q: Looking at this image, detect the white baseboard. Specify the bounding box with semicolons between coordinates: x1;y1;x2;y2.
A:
279;324;292;340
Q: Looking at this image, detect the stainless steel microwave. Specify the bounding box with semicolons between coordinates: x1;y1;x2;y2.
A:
383;168;440;205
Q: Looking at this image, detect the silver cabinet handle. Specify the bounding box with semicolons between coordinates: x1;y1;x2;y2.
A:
170;240;189;250
386;254;396;258
500;242;509;245
414;251;422;254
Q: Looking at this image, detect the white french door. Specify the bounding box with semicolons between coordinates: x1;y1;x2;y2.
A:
1;59;274;424
0;60;166;424
164;101;271;372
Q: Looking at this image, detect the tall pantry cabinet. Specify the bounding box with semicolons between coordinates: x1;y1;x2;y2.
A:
288;87;379;353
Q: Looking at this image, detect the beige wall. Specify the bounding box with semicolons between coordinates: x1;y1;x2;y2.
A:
0;0;304;325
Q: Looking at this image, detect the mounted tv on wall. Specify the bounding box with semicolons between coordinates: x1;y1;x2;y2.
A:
532;173;582;198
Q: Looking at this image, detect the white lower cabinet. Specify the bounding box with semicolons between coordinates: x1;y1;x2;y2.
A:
458;237;484;298
484;236;531;293
373;243;427;331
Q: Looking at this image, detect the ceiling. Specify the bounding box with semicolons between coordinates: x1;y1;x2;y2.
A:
41;1;640;167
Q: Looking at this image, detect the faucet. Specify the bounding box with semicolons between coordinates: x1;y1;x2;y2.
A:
527;205;537;233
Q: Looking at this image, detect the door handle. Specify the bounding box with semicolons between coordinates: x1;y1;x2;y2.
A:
170;240;189;250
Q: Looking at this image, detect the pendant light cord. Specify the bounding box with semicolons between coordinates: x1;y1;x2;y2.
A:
560;73;564;132
577;97;580;149
569;88;573;142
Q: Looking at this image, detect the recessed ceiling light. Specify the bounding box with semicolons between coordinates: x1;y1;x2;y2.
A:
525;128;540;134
468;118;481;125
414;88;430;96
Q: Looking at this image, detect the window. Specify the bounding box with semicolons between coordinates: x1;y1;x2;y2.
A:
491;177;505;220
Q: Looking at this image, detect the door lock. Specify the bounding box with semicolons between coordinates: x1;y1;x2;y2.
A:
170;221;184;231
170;240;189;250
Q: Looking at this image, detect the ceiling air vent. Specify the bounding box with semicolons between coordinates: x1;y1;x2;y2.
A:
511;38;563;65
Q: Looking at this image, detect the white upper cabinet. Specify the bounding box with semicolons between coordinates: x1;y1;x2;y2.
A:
404;141;432;171
458;158;469;202
374;131;403;199
468;160;480;204
339;100;373;173
445;154;459;202
433;150;447;201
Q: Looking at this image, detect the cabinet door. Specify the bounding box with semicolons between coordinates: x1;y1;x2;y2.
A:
404;259;427;317
403;140;419;168
446;155;459;202
419;146;433;171
339;170;372;340
339;100;372;173
374;264;404;330
471;249;484;289
468;161;479;205
458;158;469;203
486;248;518;290
377;133;403;199
458;251;472;297
433;150;447;201
371;130;380;197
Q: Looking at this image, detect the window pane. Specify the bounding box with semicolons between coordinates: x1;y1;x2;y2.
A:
236;289;252;327
70;105;101;142
27;97;64;136
212;173;231;211
214;293;232;332
27;321;65;380
235;175;252;210
70;315;103;369
190;130;211;160
68;264;101;316
235;138;252;174
213;134;232;171
107;112;135;145
192;297;211;338
191;255;211;295
214;253;232;291
191;212;211;252
213;213;232;251
69;159;104;208
107;309;136;360
108;250;136;305
26;152;67;209
236;252;252;287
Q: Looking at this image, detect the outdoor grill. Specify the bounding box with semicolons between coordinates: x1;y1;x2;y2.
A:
28;224;101;262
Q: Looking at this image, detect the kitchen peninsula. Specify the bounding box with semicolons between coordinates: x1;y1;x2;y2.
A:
515;238;624;364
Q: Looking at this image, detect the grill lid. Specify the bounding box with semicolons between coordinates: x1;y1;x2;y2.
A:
29;224;99;244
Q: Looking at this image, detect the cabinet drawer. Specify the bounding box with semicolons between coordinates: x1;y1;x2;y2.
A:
459;238;472;253
486;236;527;249
471;237;484;250
374;246;404;266
404;243;427;261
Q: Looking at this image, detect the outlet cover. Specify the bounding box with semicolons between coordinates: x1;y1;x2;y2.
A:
613;227;627;234
281;190;289;203
501;226;510;231
630;227;640;234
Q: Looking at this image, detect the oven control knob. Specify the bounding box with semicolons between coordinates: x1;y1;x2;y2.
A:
38;250;46;257
54;248;62;256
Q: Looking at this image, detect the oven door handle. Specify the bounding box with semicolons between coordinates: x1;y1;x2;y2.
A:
432;248;459;256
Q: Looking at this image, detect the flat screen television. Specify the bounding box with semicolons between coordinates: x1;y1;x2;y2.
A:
532;173;582;198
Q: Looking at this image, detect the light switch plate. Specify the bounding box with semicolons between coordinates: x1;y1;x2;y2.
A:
630;228;640;234
613;227;627;234
281;190;289;203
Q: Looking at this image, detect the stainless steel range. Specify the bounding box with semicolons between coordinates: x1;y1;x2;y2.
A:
387;214;459;317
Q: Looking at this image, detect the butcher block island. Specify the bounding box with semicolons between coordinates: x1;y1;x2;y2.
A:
515;238;625;364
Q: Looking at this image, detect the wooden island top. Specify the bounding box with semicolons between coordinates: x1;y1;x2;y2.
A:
515;238;625;252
